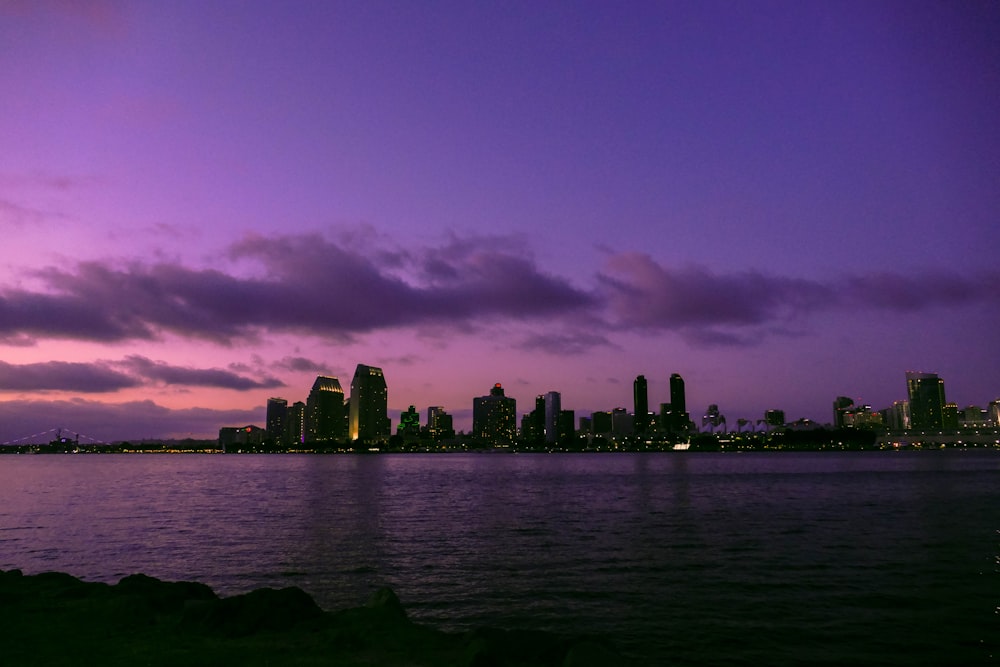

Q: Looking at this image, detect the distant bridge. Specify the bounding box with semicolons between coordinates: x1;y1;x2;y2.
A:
1;427;110;447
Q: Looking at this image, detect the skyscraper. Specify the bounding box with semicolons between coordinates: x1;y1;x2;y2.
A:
349;364;389;442
426;406;454;440
307;376;346;441
670;373;686;418
287;400;306;445
633;375;649;434
664;373;689;434
543;391;561;444
266;397;288;444
473;383;516;444
906;371;946;430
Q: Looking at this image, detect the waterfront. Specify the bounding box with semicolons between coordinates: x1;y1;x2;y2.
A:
1;451;997;665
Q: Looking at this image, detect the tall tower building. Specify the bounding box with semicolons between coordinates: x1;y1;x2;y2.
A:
543;391;561;444
307;376;346;441
349;364;389;442
633;375;649;434
670;373;686;417
287;400;306;445
473;383;516;444
906;371;946;430
266;397;288;444
667;373;689;434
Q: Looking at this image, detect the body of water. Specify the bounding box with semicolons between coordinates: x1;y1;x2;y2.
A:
1;451;997;665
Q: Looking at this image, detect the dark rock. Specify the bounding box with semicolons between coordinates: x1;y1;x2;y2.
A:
366;586;407;619
115;573;216;613
180;585;323;637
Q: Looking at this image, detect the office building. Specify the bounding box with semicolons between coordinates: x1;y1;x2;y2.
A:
287;400;306;445
398;406;420;438
633;375;649;434
427;406;455;440
544;391;561;444
764;409;785;427
473;383;516;444
591;411;612;434
266;397;288;444
906;371;946;430
307;376;346;441
662;373;690;434
349;364;389;442
833;396;854;427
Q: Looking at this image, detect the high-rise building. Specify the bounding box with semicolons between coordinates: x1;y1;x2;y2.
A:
668;373;689;433
633;375;649;434
426;406;455;440
544;391;561;444
612;407;633;436
670;373;686;417
266;397;288;444
885;400;910;431
906;371;946;430
287;400;306;445
307;376;346;441
764;409;785;427
833;396;854;427
398;405;420;438
349;364;389;442
557;409;575;446
473;383;516;444
591;411;612;434
942;402;959;430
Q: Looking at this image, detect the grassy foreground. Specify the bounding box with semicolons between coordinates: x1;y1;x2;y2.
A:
0;569;629;666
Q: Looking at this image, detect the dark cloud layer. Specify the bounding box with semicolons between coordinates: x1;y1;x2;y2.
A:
597;253;1000;346
119;356;284;390
0;357;281;393
0;233;594;344
1;235;997;351
0;360;139;392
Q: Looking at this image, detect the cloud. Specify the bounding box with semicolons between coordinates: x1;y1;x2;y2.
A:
0;198;51;226
117;356;284;390
1;232;596;344
0;357;281;393
598;253;832;329
0;360;139;392
0;398;260;443
516;331;615;355
271;356;331;373
597;253;1000;344
845;272;999;311
2;235;997;351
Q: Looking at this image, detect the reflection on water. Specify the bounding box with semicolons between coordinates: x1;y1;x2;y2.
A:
1;451;997;666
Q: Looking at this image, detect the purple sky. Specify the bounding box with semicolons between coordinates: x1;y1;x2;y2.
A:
2;0;998;441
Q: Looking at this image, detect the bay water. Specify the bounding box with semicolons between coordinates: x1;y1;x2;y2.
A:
1;451;997;665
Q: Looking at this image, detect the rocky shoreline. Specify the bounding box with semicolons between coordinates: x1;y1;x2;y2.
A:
0;569;630;666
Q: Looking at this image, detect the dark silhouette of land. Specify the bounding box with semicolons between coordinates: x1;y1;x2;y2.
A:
0;569;627;666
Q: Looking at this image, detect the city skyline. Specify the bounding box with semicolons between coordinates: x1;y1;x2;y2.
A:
1;2;999;442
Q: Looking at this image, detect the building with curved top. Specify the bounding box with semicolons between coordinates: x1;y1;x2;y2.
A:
349;364;389;442
307;375;346;442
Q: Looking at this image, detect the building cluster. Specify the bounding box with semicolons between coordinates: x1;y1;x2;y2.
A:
219;368;999;450
833;371;1000;432
221;363;399;449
